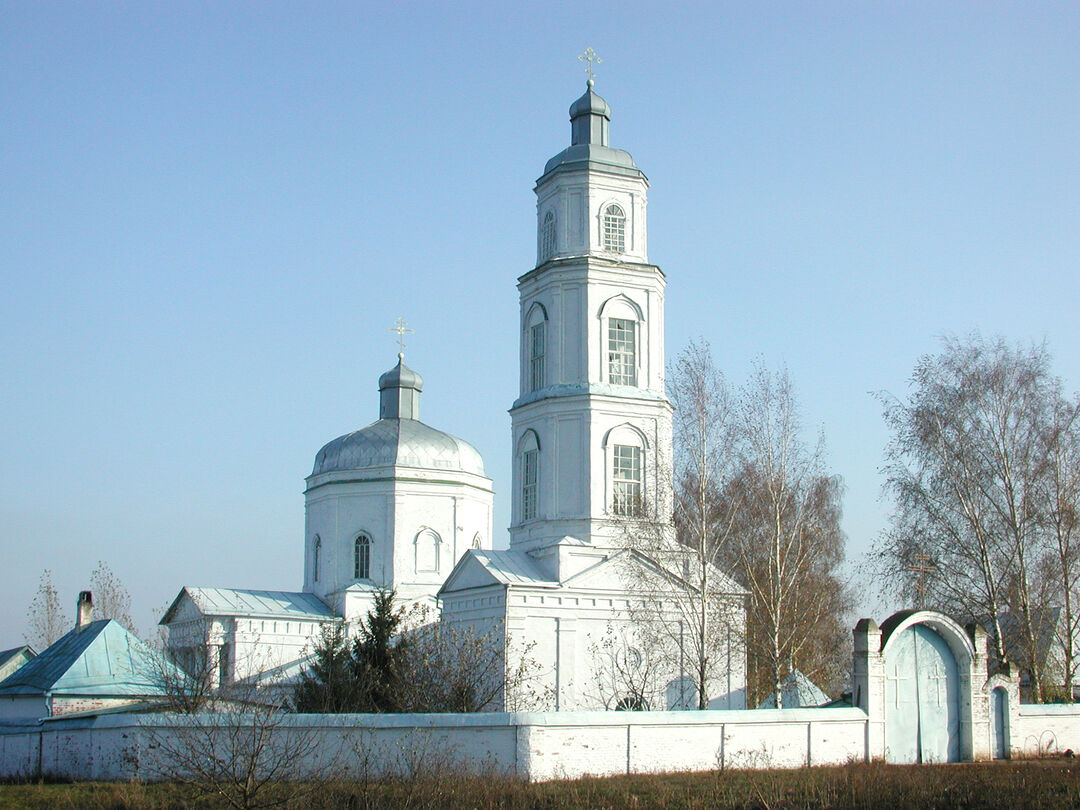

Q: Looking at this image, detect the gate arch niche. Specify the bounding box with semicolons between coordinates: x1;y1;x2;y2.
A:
879;611;974;764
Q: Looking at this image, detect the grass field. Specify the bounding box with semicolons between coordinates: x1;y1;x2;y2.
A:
2;760;1079;809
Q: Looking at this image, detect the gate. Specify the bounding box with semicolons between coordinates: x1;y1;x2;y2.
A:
884;624;960;763
989;686;1007;759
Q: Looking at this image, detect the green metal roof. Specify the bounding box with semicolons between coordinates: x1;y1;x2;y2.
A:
0;620;172;698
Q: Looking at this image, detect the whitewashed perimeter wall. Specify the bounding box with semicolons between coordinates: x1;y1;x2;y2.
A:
0;708;871;782
1013;704;1080;757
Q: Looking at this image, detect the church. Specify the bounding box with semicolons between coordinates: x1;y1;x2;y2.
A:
162;75;748;711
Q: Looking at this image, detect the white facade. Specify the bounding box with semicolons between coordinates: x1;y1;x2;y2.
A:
162;359;493;680
304;455;493;619
161;81;744;708
510;81;671;552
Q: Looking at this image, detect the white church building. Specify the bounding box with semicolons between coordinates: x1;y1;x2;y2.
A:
161;78;747;710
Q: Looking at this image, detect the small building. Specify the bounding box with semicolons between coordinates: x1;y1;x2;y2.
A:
160;587;339;687
757;668;830;709
0;646;36;684
0;592;176;721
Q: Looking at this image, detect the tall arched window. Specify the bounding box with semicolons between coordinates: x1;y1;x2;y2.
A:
525;303;547;393
612;444;643;516
354;534;371;580
602;203;626;252
541;210;556;260
604;424;648;517
472;532;483;550
608;317;637;386
599;295;642;387
518;430;540;522
313;535;321;582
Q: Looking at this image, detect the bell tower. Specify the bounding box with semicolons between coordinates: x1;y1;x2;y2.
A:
509;73;673;552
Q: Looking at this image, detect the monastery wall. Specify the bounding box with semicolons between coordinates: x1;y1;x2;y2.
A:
1013;704;1080;757
1;707;871;782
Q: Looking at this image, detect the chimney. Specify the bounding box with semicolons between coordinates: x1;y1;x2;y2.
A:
76;591;93;630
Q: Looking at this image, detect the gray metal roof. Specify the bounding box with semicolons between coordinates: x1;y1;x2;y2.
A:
311;418;486;477
542;143;641;178
0;620;174;698
166;587;335;622
469;549;556;587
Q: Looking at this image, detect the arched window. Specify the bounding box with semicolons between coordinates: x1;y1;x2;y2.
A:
605;423;648;518
613;693;648;711
518;430;540;522
599;295;642;388
354;534;371;580
530;322;545;391
541;210;556;260
602;203;625;252
313;535;321;582
525;303;547;392
472;532;483;550
612;445;643;515
608;317;636;385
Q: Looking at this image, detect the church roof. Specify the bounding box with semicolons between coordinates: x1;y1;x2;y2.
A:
310;356;486;479
470;550;557;586
0;620;173;698
161;587;335;624
311;418;486;477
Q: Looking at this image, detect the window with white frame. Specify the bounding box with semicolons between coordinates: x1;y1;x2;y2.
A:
354;534;371;579
612;444;642;516
602;203;626;252
608;317;637;385
522;449;538;521
541;210;556;260
313;535;321;582
530;321;545;391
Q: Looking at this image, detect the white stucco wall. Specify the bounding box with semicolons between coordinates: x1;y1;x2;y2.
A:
1013;704;1080;756
0;707;871;782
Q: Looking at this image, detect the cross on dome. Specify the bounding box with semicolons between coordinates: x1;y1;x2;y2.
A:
578;47;602;85
388;317;414;358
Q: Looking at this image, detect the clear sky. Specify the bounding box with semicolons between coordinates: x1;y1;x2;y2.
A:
2;2;1078;644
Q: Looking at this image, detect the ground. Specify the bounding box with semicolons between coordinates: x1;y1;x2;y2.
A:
2;760;1079;809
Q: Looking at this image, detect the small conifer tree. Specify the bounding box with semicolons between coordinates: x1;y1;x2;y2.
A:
353;589;405;712
292;623;358;712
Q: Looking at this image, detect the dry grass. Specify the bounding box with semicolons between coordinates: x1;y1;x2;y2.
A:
3;760;1080;810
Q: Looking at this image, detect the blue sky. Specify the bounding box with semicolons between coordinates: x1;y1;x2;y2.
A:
2;2;1078;643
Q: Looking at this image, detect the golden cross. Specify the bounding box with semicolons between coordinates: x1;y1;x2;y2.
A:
578;47;602;82
388;317;414;355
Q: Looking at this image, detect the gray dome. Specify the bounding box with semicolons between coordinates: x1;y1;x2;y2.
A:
379;358;423;392
569;84;611;119
312;418;486;477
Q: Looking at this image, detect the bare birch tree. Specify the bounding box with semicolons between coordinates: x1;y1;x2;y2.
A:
667;339;745;709
89;560;135;631
25;569;68;649
877;335;1080;700
1035;392;1080;697
724;364;848;707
